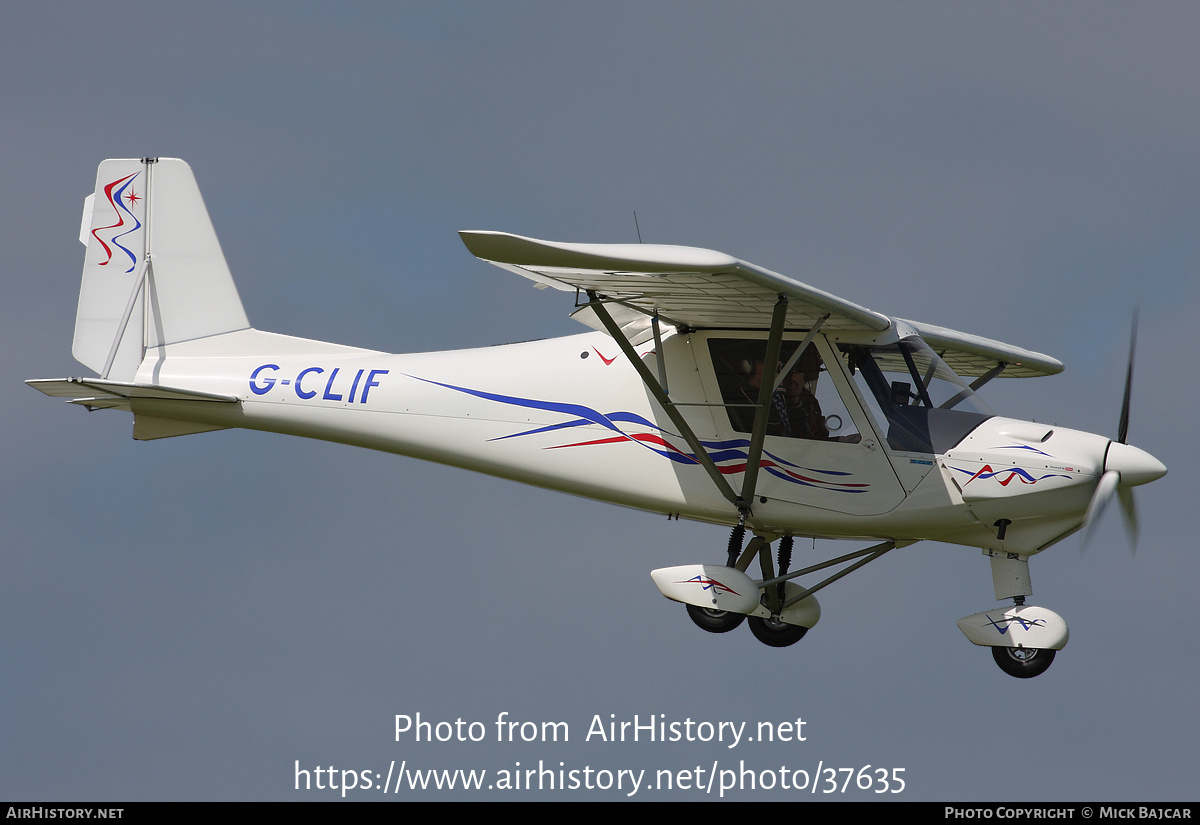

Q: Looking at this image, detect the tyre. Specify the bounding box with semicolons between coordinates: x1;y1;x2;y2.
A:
747;615;808;647
991;645;1055;678
686;603;746;633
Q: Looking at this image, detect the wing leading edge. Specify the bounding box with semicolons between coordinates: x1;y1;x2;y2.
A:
460;231;1061;378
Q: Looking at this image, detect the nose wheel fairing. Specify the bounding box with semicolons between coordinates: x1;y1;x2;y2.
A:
956;605;1069;652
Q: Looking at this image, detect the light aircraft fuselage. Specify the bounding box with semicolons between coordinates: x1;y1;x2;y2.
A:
123;326;1121;558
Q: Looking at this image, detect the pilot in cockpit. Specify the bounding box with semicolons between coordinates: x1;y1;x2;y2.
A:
726;346;829;441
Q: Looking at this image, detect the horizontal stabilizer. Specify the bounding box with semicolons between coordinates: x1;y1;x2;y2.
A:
28;378;237;440
26;378;237;404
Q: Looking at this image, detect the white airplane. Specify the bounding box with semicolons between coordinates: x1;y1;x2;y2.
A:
30;158;1167;678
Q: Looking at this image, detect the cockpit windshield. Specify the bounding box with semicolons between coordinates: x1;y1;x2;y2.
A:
840;337;992;453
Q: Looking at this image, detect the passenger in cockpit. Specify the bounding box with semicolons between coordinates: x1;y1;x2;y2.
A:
726;349;829;441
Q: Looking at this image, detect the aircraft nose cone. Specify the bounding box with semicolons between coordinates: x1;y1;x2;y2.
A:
1105;441;1167;487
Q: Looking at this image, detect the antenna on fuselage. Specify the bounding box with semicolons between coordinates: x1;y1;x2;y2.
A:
633;211;643;243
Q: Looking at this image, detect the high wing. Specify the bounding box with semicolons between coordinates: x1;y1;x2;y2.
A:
459;231;1062;379
459;230;890;334
896;319;1062;380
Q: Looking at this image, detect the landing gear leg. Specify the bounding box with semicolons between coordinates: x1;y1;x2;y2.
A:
746;534;809;648
726;522;745;567
955;552;1066;678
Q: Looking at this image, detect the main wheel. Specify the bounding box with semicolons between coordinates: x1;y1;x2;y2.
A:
686;603;745;634
747;615;808;647
991;645;1056;678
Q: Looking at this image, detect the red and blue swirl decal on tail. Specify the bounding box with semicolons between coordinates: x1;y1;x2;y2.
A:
411;376;867;493
91;172;142;273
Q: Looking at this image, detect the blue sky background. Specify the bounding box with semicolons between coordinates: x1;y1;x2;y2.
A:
2;2;1196;800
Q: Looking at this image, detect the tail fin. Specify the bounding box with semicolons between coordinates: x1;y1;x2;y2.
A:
73;158;249;381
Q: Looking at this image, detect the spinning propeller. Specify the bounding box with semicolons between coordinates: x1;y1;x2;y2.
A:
1080;310;1166;551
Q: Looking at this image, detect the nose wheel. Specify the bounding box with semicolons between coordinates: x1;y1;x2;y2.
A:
991;645;1056;678
959;558;1066;678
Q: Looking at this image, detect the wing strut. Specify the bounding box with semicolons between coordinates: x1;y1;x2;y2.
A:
586;292;743;511
967;361;1007;392
771;313;828;392
938;361;1007;411
651;312;668;395
737;295;789;513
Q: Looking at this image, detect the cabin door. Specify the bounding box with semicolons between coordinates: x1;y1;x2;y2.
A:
696;332;907;516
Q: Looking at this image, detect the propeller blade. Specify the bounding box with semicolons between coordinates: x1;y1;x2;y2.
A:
1081;470;1120;551
1083;310;1156;554
1117;308;1138;445
1118;486;1139;553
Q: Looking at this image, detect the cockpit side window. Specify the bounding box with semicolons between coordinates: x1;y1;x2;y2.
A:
708;339;861;443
